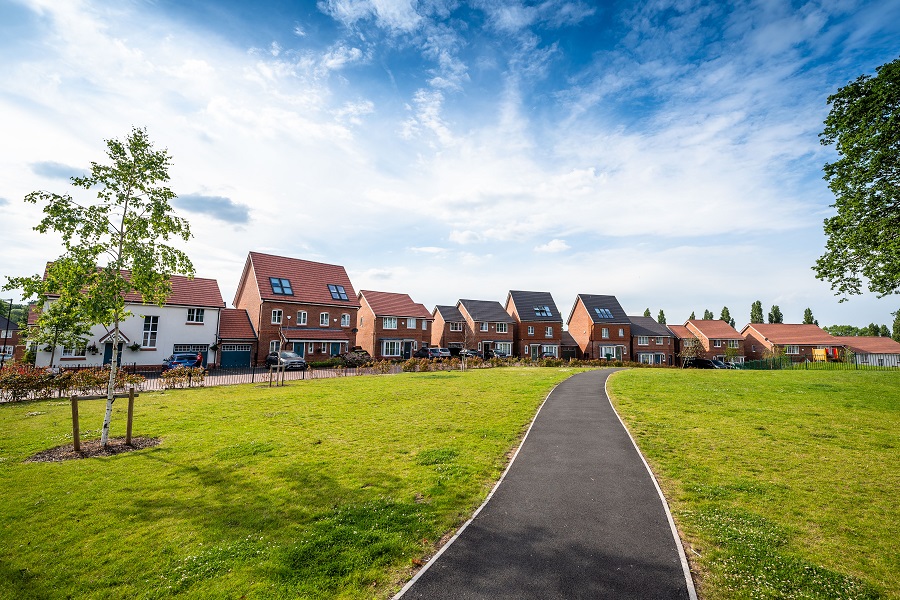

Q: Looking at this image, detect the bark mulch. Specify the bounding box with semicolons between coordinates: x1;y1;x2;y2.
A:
24;437;161;463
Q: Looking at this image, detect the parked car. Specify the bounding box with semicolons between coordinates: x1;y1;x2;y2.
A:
162;352;203;371
412;347;431;359
265;351;308;370
540;352;558;359
711;359;734;369
490;350;509;358
342;348;372;367
459;348;482;358
426;347;451;359
683;357;717;369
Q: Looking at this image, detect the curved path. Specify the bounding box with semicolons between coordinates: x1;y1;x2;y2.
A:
396;369;696;599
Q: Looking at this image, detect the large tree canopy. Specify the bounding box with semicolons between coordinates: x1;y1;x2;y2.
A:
814;57;900;299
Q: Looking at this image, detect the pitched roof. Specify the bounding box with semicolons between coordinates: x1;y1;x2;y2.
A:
628;316;673;338
570;294;628;324
831;336;900;354
506;290;562;322
121;274;224;308
359;290;432;319
560;330;578;347
434;305;465;322
667;324;695;340
687;319;742;340
244;251;360;307
0;315;18;331
740;323;836;345
218;308;257;341
458;299;516;324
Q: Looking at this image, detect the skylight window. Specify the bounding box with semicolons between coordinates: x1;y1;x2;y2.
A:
534;306;552;317
270;277;293;295
328;284;349;301
594;307;614;319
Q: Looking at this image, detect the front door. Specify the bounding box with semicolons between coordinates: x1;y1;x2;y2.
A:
330;342;341;357
103;342;123;365
403;341;412;359
530;344;541;359
292;343;305;357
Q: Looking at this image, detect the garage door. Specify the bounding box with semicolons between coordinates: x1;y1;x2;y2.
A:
220;344;252;368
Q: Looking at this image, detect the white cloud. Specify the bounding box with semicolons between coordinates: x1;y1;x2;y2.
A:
534;239;570;253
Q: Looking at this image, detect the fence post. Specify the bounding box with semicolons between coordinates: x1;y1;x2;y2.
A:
70;395;80;452
126;386;135;445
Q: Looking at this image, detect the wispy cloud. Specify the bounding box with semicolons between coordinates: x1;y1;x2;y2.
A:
30;161;83;180
534;239;570;253
175;194;250;225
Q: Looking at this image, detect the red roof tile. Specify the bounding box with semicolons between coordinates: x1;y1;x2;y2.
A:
219;308;257;340
832;336;900;354
687;320;742;339
667;324;695;340
359;290;432;319
741;324;836;346
248;252;360;307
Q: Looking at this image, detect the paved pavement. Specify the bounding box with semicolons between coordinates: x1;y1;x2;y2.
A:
397;369;695;599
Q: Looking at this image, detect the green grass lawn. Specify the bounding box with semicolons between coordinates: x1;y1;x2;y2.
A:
0;367;580;599
607;369;900;600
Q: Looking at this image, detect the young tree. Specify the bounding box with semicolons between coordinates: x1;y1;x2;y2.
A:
5;128;193;447
768;305;784;323
814;57;900;299
689;311;696;320
720;306;735;327
803;308;816;325
703;309;714;320
657;309;666;325
643;307;651;318
750;300;764;324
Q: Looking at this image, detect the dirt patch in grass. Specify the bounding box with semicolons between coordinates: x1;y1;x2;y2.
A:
24;437;161;463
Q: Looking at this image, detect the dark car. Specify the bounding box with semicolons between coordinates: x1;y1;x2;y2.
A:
711;359;734;369
162;352;203;371
489;349;509;358
683;357;717;369
265;351;308;370
412;347;430;359
459;348;482;359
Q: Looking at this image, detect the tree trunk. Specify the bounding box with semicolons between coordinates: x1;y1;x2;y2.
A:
100;321;120;447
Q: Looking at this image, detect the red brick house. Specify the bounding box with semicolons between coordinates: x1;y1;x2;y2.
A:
628;316;675;365
0;314;20;365
431;305;466;351
741;323;841;362
233;252;359;364
685;320;745;363
458;299;515;357
357;290;433;360
566;294;631;361
667;324;697;363
504;290;563;358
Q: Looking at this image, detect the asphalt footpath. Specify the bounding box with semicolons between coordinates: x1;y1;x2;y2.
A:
396;369;695;600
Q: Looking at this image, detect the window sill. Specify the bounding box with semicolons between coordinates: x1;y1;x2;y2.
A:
185;322;205;326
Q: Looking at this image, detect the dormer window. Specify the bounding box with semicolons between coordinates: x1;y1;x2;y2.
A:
270;278;293;295
534;306;552;317
594;307;613;319
328;284;349;301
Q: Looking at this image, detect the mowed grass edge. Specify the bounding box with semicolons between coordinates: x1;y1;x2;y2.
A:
0;367;583;599
607;369;900;600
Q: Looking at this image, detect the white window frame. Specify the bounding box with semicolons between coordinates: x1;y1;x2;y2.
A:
422;320;428;331
271;310;283;325
618;328;625;337
480;322;489;332
341;313;350;327
527;326;534;336
383;317;397;329
142;316;159;348
62;345;86;358
728;340;739;348
495;342;512;354
269;340;280;353
383;340;401;357
320;312;330;326
638;336;649;346
601;327;609;339
449;322;462;331
786;345;800;355
407;318;416;329
297;311;307;325
656;336;664;345
496;323;508;334
541;345;558;357
714;339;722;348
307;342;315;353
187;308;205;323
545;326;553;338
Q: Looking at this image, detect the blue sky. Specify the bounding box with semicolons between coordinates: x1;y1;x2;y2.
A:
2;0;899;327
